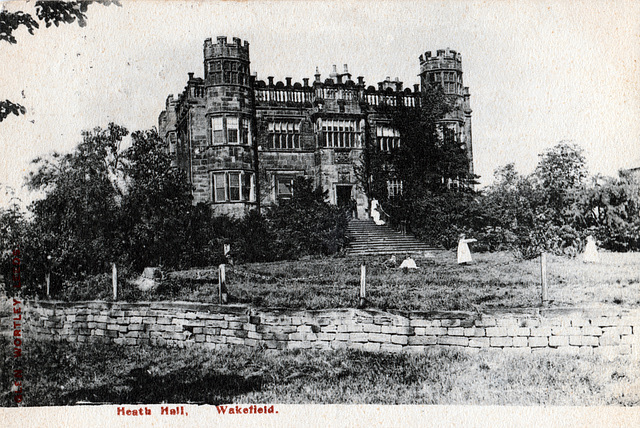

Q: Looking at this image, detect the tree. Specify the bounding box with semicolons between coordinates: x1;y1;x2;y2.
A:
0;1;119;122
574;174;640;251
265;177;349;259
533;141;588;226
119;129;193;270
0;188;29;294
389;86;474;196
361;84;478;245
25;123;128;283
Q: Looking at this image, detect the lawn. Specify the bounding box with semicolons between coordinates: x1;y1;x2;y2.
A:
1;338;637;406
153;251;640;311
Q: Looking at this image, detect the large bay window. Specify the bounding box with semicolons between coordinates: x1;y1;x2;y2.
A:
211;116;251;145
321;119;360;148
268;120;301;150
376;125;401;151
212;171;255;203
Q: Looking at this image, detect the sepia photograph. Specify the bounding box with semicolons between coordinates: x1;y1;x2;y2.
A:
0;0;639;426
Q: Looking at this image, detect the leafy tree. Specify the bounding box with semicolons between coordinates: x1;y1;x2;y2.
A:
233;210;276;263
0;1;120;122
0;100;26;122
361;84;478;246
25;123;128;285
574;174;640;251
400;191;484;249
0;188;28;294
265;177;349;260
119;129;193;270
390;86;475;196
533;141;588;226
181;204;236;268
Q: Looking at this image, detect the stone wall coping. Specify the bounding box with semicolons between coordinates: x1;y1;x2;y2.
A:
24;300;640;320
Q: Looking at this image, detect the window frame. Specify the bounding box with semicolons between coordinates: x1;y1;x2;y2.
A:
322;119;360;148
267;119;302;150
275;175;295;199
387;178;403;198
211;115;251;146
211;171;256;203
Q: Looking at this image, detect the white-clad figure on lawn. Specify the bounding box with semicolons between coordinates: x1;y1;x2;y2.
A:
457;234;477;265
370;199;385;225
582;235;599;263
399;257;418;269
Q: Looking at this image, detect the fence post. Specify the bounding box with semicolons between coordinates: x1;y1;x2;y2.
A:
223;243;232;264
112;262;118;301
218;264;228;304
359;264;366;308
540;252;548;305
46;254;52;298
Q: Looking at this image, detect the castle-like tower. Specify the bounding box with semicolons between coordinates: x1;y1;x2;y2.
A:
419;49;473;175
159;37;474;217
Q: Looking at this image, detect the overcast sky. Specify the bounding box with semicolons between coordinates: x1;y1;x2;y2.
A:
1;0;638;207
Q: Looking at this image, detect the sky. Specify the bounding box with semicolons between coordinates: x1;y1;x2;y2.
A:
1;0;639;208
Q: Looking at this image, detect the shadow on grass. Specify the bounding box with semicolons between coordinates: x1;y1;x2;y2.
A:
63;368;263;405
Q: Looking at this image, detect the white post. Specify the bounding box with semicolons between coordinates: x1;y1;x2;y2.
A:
359;264;366;308
112;263;117;301
45;272;50;298
219;264;227;304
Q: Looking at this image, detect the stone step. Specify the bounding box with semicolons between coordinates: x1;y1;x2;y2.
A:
346;218;440;255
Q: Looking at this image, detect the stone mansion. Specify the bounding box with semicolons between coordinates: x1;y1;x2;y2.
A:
158;36;473;217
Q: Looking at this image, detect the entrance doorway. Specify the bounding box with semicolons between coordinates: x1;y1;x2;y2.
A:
336;185;353;208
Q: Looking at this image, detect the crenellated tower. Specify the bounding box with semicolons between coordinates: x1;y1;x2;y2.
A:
419;48;473;175
203;36;251;86
198;36;257;214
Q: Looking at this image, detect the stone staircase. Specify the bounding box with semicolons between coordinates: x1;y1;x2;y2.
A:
346;219;440;256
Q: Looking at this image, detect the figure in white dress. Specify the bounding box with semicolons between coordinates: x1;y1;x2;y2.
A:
399;257;418;269
457;235;477;264
582;235;599;263
370;199;385;225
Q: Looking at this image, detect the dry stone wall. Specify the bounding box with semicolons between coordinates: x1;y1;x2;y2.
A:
22;301;640;356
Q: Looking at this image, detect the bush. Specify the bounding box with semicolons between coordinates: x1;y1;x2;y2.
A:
257;177;349;261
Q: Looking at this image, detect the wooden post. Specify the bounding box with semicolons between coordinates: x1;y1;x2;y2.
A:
359;264;366;308
223;243;232;264
112;263;118;301
540;252;548;305
45;272;50;298
218;264;228;304
46;254;52;298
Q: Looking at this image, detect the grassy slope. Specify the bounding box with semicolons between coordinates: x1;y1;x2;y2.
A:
1;339;637;406
159;251;640;311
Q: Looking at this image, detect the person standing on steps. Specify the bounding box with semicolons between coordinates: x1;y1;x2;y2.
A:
457;234;477;265
370;199;385;225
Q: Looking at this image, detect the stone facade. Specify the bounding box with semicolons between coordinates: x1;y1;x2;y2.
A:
22;301;640;357
158;36;474;217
